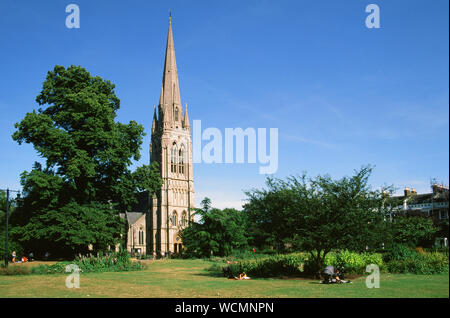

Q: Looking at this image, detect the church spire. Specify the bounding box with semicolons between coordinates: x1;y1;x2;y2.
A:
159;14;182;124
183;103;190;129
152;105;157;133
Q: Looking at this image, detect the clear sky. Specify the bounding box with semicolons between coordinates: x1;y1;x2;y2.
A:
0;0;448;209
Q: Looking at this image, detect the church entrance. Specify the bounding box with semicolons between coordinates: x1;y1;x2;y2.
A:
174;243;183;253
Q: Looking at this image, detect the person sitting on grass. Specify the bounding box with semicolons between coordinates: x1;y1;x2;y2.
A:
322;265;340;283
237;272;250;280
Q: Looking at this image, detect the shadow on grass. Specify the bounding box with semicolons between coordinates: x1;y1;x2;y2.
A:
194;271;226;278
195;270;323;282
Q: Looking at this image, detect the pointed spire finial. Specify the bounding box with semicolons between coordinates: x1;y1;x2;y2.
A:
160;10;181;124
183;103;190;128
169;9;172;24
152;105;158;132
153;105;157;120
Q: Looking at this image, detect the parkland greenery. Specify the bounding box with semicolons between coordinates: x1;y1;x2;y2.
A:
180;166;447;277
0;249;144;276
209;249;448;278
8;65;162;257
4;65;447;281
180;198;248;258
243;166;391;274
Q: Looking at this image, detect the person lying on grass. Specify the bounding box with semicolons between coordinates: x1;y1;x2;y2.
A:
322;266;351;284
238;272;250;280
225;270;251;280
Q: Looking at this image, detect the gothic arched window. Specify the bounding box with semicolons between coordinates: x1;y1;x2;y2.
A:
138;229;144;245
172;211;178;227
178;144;185;175
171;144;178;173
181;211;187;227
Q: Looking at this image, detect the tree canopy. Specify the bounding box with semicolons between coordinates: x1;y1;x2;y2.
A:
389;215;438;248
180;198;248;257
244;166;390;274
10;65;162;257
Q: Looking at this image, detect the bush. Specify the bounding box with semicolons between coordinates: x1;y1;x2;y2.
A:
31;262;68;275
1;249;146;276
429;246;449;255
213;251;386;278
385;260;409;274
383;244;417;262
386;252;449;274
73;249;145;273
320;250;383;275
207;251;272;263
0;265;30;276
216;253;309;278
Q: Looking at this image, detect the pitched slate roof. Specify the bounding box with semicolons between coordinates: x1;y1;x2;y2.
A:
119;212;144;226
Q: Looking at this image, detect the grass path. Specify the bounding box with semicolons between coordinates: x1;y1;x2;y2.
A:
0;259;448;298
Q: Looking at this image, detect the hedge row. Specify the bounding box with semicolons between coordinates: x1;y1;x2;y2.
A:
215;249;448;278
0;250;145;276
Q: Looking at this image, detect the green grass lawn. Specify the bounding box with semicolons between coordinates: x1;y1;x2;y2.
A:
0;259;448;298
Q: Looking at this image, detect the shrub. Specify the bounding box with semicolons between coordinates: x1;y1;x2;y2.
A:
383;244;417;262
322;250;383;275
385;260;409;274
387;252;449;274
217;253;309;278
216;251;386;278
207;251;272;263
0;265;30;276
29;249;145;275
210;249;446;278
429;246;449;255
31;262;68;275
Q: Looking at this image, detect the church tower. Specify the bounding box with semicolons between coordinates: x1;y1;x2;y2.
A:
149;16;194;255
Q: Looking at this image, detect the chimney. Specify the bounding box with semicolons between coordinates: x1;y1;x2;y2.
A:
404;187;410;196
432;183;439;194
411;188;417;195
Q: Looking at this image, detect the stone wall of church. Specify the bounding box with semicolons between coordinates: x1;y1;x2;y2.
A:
126;214;147;256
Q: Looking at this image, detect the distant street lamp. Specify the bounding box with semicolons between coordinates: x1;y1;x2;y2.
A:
1;188;21;267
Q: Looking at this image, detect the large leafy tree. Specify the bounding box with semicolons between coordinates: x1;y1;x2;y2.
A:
11;65;162;257
244;166;390;275
0;190;23;258
389;215;438;248
180;198;248;257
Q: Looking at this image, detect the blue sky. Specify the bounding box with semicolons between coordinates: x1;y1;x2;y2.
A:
0;0;448;209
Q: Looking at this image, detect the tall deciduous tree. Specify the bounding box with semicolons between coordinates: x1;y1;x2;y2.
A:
180;198;248;257
0;190;23;257
244;166;390;275
11;65;162;256
389;215;438;248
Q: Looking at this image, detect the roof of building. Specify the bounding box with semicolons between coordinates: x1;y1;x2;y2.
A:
119;211;145;226
392;187;449;204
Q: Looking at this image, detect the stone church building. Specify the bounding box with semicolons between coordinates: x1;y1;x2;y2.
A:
122;16;194;256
